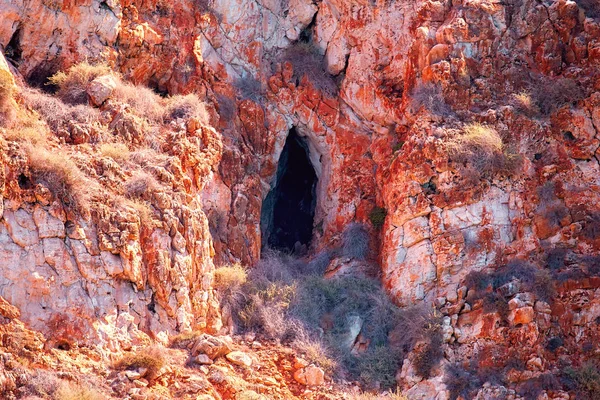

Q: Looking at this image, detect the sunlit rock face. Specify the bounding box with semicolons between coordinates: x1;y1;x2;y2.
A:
3;0;600;394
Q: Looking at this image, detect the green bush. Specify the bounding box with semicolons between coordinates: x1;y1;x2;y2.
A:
369;207;387;229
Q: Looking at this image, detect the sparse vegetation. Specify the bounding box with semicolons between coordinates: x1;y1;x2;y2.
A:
511;91;538;116
4;126;47;144
346;388;408;400
215;249;440;389
0;68;16;126
445;363;481;400
576;0;600;19
164;93;209;124
214;264;248;291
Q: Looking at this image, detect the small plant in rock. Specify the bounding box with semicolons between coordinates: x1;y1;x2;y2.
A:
341;223;370;260
369;207;387;229
49;62;113;105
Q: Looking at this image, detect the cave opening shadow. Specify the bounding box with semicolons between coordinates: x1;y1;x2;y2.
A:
261;128;318;254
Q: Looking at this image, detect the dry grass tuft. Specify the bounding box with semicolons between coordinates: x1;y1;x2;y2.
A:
213;264;248;291
128;198;155;228
164;94;209;124
0;69;17;126
99;142;130;161
169;331;203;349
27;147;90;213
450;123;503;155
4;126;47;144
54;381;105;400
446;123;521;181
124;171;160;200
115;346;166;380
49;62;113;105
345;388;408;400
113;82;164;122
511;91;538;116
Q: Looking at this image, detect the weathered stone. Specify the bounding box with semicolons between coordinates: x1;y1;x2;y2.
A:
293;365;325;386
225;351;253;367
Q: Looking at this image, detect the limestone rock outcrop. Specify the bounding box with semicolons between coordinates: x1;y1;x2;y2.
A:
3;0;600;397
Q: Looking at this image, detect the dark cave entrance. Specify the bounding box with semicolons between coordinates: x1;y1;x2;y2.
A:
261;128;318;254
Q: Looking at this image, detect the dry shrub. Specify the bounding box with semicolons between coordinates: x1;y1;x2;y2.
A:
410;82;451;116
124;171;160;200
115;346;166;381
112;82;164;122
511;91;539;116
27;147;90;213
532;76;585;116
99;142;130;161
164;94;209;124
54;381;105;400
341;223;370;260
21;87;104;142
445;364;481;400
447;123;521;181
291;332;338;373
17;370;60;398
234;75;265;102
281;42;338;97
413;333;444;379
564;361;600;400
49;62;113;105
0;69;15;102
369;207;387;229
214;264;247;291
169;331;202;349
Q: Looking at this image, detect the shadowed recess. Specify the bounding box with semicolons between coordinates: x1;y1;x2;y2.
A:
261;128;317;253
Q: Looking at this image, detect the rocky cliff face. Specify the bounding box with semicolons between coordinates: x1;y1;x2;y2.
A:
2;0;600;398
